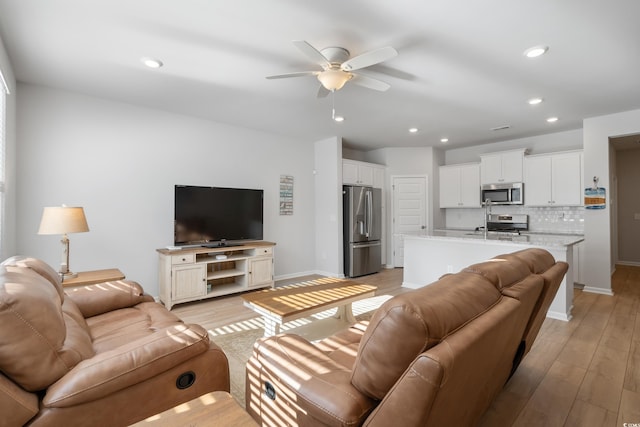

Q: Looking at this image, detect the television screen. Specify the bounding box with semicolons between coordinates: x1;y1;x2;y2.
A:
174;185;264;246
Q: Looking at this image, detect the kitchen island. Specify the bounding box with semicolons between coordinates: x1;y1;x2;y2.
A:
402;230;583;321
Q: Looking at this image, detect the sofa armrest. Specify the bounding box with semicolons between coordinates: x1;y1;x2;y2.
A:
247;334;375;426
43;323;210;407
0;372;39;426
363;354;442;427
65;280;155;318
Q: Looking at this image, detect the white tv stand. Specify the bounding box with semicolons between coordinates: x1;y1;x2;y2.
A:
157;241;275;310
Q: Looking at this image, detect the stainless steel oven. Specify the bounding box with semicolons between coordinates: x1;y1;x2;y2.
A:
481;182;523;205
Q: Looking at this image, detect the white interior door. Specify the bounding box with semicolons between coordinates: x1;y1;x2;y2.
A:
392;176;428;267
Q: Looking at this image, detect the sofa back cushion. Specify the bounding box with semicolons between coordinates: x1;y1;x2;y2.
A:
0;264;93;391
351;273;502;400
462;255;532;291
1;256;64;301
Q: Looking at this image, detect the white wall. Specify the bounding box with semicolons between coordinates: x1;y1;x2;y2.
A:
15;84;317;296
444;129;583;164
314;136;343;277
583;108;640;295
365;147;440;263
0;35;17;259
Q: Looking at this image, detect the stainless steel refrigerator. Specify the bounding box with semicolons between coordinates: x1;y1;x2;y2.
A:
343;185;382;277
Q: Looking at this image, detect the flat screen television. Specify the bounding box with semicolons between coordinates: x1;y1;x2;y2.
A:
174;185;264;246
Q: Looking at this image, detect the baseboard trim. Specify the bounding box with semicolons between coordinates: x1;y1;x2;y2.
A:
273;270;320;282
546;310;572;322
582;286;614;296
617;261;640;267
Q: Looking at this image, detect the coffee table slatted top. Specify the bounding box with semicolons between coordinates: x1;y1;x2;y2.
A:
242;279;377;319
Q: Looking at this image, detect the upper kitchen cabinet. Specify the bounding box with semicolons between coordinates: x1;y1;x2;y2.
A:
480;149;527;184
343;159;385;188
524;150;583;206
439;163;481;208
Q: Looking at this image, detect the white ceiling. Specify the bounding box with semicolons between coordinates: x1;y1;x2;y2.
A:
1;0;639;151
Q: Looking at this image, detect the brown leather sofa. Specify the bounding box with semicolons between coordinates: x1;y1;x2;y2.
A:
0;256;230;427
246;248;568;427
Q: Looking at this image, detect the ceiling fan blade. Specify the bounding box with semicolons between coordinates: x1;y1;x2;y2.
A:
266;71;318;79
316;85;330;98
341;46;398;71
351;74;391;91
293;40;331;68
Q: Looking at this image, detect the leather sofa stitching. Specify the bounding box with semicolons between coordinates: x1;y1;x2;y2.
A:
3;304;73;370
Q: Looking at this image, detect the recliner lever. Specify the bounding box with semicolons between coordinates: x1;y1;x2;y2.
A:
264;381;276;400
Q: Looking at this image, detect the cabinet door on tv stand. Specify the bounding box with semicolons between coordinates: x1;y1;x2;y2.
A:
172;264;207;301
248;257;273;288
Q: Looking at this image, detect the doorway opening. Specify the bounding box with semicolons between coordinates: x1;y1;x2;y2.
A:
611;133;640;267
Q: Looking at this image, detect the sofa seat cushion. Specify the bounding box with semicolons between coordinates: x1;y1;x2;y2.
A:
316;321;368;369
42;323;211;407
0;266;92;391
351;273;502;400
87;301;184;353
250;334;375;426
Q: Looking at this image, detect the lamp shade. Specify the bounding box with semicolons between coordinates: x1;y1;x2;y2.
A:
38;206;89;235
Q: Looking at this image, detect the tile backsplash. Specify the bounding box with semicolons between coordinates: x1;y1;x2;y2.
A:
444;205;584;234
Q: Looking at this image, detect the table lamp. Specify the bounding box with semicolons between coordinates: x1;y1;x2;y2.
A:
38;206;89;280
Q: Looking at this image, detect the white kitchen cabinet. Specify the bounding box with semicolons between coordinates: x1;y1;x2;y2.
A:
373;166;385;189
480;149;527;184
439;163;481;208
524;151;582;206
343;159;385;188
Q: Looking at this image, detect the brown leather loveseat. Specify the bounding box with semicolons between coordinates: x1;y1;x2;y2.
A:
0;256;230;426
246;248;568;426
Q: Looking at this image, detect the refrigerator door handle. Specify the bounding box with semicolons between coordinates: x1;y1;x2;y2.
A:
352;241;381;248
365;190;372;238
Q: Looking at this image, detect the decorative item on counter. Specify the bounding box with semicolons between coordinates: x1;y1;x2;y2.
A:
585;176;606;209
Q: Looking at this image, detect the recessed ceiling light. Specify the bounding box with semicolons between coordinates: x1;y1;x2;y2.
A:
333;115;345;122
547;117;559;123
528;97;543;105
523;45;549;58
409;127;418;133
141;57;163;69
440;138;449;143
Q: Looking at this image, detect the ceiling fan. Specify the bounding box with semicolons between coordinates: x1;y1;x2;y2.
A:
266;40;398;97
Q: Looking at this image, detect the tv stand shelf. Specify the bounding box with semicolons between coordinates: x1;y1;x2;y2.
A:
157;241;275;310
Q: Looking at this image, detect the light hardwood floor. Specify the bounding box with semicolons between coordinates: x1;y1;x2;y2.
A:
174;265;640;426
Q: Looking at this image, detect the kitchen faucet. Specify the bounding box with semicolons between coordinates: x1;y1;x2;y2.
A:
484;198;492;239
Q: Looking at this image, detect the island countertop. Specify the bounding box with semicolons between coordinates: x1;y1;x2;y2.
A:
402;229;584;249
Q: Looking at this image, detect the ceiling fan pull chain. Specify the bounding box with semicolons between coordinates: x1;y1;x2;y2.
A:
331;89;336;119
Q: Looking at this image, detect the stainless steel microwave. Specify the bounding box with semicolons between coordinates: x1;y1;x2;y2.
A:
481;182;523;205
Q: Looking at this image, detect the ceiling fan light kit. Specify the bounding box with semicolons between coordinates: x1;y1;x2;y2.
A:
317;69;353;91
266;40;397;95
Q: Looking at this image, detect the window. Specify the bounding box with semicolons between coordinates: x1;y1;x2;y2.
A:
0;69;8;254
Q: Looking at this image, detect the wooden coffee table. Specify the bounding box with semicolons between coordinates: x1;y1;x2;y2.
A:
242;279;377;336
